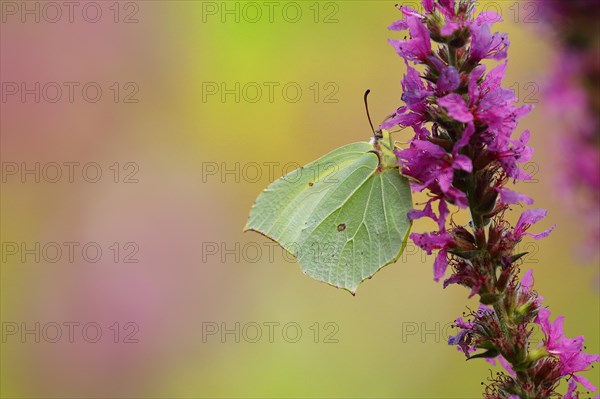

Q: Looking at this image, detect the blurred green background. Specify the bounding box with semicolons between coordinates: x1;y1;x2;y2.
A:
1;1;598;398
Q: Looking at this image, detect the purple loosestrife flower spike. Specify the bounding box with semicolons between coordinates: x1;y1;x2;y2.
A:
384;1;599;396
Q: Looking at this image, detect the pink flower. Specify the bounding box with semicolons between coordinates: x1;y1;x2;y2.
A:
496;187;533;205
536;308;600;393
438;93;473;123
469;23;509;62
436;66;460;94
397;140;470;207
388;16;431;62
513;209;556;241
411;230;453;281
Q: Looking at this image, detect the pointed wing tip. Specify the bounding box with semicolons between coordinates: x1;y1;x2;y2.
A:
242;221;257;232
330;282;358;295
243;218;262;234
328;283;358;296
340;282;360;295
325;279;359;295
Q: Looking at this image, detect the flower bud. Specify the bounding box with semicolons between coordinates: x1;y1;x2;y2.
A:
527;346;549;363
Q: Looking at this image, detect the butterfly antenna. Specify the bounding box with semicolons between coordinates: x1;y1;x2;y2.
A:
363;89;380;139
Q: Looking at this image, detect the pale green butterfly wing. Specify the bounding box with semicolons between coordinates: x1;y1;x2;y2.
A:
244;134;412;294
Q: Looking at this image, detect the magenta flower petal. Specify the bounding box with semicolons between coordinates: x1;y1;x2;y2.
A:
527;225;556;240
521;269;534;292
438;93;473;122
441;21;460;36
422;0;434;12
433;248;449;282
517;209;554;235
445;187;469;208
389;20;409;31
426;55;446;72
410;231;453;255
469;23;492;61
572;372;598;391
380;113;404;130
496;187;534;205
467;65;486;106
437;66;460;93
454;122;475;151
514;209;555;240
453;154;473;172
474;11;503;26
565;379;578;399
470;23;509;61
388;16;431;62
437;199;449;230
407;200;435;221
437;169;455;192
437;0;456;18
412;140;447;157
400;5;424;18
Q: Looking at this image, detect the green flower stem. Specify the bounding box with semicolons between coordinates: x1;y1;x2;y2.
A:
466;166;534;398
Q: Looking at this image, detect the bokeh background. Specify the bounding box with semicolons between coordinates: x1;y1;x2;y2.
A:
1;1;598;398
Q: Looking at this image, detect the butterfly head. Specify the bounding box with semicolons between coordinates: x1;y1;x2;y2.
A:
364;90;398;170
